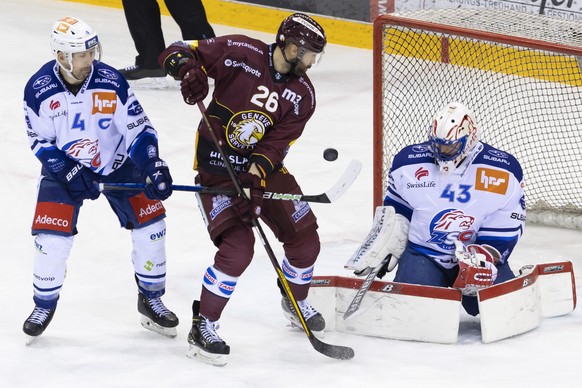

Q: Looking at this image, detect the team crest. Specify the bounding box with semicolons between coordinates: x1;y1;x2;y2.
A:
226;110;272;150
64;138;101;168
427;208;476;250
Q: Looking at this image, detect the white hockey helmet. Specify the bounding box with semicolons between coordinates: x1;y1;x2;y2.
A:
50;17;101;78
428;102;478;174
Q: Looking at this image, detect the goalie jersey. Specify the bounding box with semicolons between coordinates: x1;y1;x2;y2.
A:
384;141;526;268
23;60;159;177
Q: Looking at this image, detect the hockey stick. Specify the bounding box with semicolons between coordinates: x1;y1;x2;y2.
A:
99;183;232;195
196;101;354;360
98;161;361;204
343;255;391;320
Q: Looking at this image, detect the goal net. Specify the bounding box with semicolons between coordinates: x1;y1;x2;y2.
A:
373;8;582;229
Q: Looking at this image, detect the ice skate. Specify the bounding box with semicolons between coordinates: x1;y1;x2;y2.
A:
186;300;230;367
23;305;56;345
137;293;179;337
281;296;325;333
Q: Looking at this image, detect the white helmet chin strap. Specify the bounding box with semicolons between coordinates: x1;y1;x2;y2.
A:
57;52;86;81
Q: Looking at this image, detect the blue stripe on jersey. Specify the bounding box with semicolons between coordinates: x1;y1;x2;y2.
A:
479;225;523;234
408;241;449;258
384;193;413;220
473;142;523;181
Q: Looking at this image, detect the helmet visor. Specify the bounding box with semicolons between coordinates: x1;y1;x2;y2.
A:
430;135;467;162
297;47;324;66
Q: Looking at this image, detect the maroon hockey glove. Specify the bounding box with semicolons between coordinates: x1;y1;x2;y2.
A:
158;42;194;78
178;60;209;105
231;173;265;223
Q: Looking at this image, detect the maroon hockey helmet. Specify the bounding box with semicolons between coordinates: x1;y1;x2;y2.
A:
276;13;327;54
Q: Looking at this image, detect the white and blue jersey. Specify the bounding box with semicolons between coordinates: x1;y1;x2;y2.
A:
24;60;159;177
385;141;526;269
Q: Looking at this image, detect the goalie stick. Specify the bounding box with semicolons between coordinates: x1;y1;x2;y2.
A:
343;255;391;320
196;101;355;361
98;160;361;204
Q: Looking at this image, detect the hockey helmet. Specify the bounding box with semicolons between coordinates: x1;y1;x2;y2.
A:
276;13;327;55
50;17;101;79
429;102;479;174
50;17;100;56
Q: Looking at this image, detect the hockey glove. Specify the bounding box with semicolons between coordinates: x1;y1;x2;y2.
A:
231;172;265;223
61;162;100;201
142;157;173;200
158;42;194;78
453;240;498;296
376;255;395;279
178;59;209;105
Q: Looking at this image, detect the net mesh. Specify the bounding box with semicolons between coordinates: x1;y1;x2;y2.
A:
376;9;582;221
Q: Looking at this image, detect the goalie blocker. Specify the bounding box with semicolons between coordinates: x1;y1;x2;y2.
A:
308;261;575;344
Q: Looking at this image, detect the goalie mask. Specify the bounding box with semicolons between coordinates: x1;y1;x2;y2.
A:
429;102;478;174
50;17;102;80
276;13;326;71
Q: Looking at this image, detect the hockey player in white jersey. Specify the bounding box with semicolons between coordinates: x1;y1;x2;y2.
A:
346;102;526;315
22;17;178;343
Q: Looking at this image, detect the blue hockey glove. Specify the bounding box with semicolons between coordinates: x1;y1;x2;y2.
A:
142;157;173;200
231;172;265;223
61;163;100;201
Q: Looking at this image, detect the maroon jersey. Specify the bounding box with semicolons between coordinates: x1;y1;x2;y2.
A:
190;35;317;177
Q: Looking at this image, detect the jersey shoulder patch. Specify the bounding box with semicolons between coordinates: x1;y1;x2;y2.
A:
392;142;434;170
88;62;129;103
24;61;63;114
473;142;523;181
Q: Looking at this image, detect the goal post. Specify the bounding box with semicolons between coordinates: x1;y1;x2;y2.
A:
373;8;582;229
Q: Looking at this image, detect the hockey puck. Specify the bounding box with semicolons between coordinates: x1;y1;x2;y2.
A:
323;148;338;161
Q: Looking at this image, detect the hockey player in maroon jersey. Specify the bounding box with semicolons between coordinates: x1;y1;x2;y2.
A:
159;13;326;365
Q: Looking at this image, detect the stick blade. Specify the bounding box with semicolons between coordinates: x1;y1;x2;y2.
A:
324;159;362;203
310;335;355;360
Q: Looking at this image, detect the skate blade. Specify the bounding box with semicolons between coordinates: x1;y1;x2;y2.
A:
25;334;42;346
140;316;177;338
186;343;228;367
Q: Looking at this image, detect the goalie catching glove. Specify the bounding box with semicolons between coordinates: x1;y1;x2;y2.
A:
453;240;500;296
344;206;410;278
